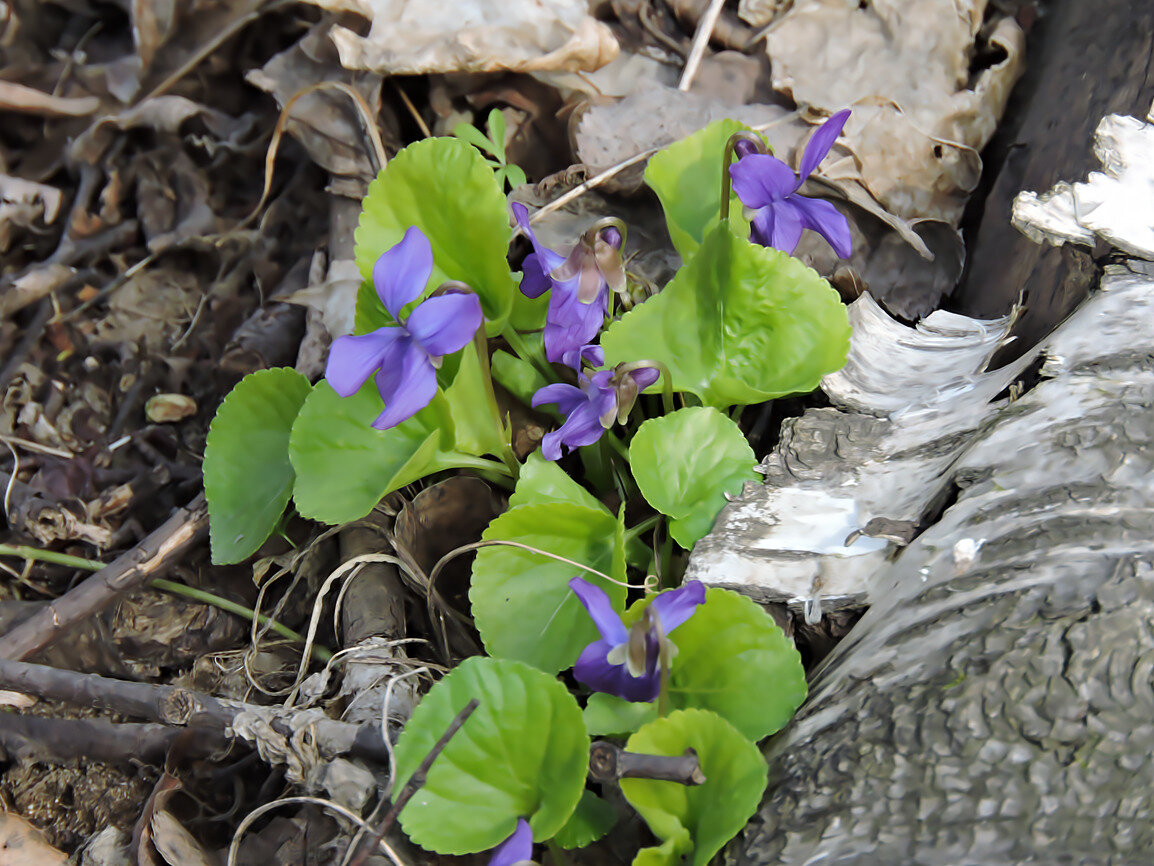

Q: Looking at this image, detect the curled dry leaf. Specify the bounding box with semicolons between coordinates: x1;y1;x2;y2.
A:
0;79;99;117
246;24;385;182
0;812;68;866
0;174;62;253
307;0;619;75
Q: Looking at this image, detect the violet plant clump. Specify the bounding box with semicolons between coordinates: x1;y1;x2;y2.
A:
203;116;855;863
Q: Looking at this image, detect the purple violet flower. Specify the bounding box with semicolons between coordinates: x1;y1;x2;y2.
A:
531;364;659;461
324;226;483;430
729;109;853;258
568;577;706;703
488;818;533;866
511;203;623;370
531;370;617;461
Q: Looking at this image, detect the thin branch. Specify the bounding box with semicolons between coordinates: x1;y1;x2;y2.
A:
589;740;705;785
348;698;480;866
0;493;208;661
677;0;728;92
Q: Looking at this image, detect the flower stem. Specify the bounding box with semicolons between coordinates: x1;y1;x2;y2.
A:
0;544;332;662
501;324;553;382
470;329;521;480
625;514;661;543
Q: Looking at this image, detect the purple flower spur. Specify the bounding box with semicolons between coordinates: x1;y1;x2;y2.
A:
324;226;483;430
568;577;706;702
729;109;853;258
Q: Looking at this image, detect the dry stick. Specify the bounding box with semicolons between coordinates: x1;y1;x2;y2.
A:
529;149;657;224
0;713;222;766
589;740;705;786
0;493;207;661
0;655;392;764
348;698;480;866
677;0;728;92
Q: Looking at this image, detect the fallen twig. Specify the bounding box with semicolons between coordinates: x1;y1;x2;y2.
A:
0;493;208;660
348;698;480;866
0;656;392;765
589;739;706;785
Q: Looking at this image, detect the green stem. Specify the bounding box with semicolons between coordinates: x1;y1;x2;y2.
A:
501;325;553;382
449;453;515;477
0;545;331;662
624;514;661;543
603;429;631;462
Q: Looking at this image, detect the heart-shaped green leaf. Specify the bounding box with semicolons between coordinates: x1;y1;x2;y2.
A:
584;692;658;736
622;709;766;866
393;657;589;854
664;587;806;740
601;225;850;408
288;380;458;524
355;136;516;333
552;789;617;849
203;368;312;564
630;407;759;548
644;118;753;259
470;502;625;673
508;451;606;512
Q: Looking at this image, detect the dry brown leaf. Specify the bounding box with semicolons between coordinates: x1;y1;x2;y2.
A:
0;264;74;319
132;0;179;70
148;811;216;866
0;812;68;865
765;0;1024;223
307;0;619;75
0;79;99;117
0;174;62;253
246;24;384;181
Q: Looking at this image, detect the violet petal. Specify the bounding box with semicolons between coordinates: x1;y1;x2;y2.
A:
768;200;804;254
406;292;483;357
519;252;552;300
649;580;706;633
488;818;533;866
797;109;851;182
373;226;433;321
574;638;661;703
325;328;404;398
370;340;437;430
730;154;799;207
630;366;660;392
790;194;853;259
569;577;629;645
531;382;586;415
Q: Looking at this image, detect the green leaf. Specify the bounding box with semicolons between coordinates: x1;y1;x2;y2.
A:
487;108;508;161
584;692;657;736
630;407;758;548
355;137;516;333
289;380;461;524
621;709;766;866
393;657;588;854
442;339;506;457
453;120;499;158
644;119;752;259
601;225;851;408
664;588;806;740
509;281;548;330
508;451;606;512
504;163;527;189
552;789;617;849
491;348;548;407
470;502;626;673
203;369;312;564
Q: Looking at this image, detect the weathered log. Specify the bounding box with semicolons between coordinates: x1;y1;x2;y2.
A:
728;259;1154;864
